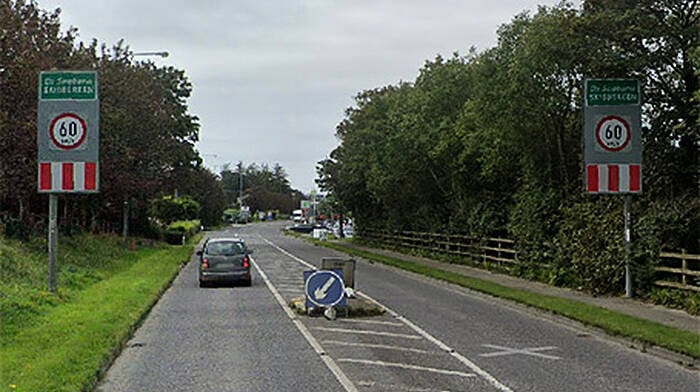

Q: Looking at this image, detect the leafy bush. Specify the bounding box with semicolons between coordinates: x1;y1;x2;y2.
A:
509;185;562;274
553;198;626;295
149;195;201;224
164;220;201;244
648;288;700;315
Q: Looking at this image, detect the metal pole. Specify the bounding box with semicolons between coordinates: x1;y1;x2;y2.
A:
624;195;633;298
48;194;58;293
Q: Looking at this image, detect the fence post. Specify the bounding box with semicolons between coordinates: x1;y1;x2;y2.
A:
682;249;687;287
497;240;502;267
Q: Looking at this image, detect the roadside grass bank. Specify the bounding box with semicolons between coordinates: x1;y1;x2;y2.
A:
0;235;194;392
292;234;700;361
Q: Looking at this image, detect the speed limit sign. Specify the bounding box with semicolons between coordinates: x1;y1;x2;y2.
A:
49;113;87;150
584;79;641;194
595;115;630;152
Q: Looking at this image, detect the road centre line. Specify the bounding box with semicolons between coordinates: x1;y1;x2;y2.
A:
261;236;514;392
337;358;475;379
322;340;433;355
250;257;358;392
314;327;421;340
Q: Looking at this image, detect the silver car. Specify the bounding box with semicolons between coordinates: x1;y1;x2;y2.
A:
197;237;252;287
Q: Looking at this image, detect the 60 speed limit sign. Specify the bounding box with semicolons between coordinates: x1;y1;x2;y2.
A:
49;113;87;150
595;115;631;152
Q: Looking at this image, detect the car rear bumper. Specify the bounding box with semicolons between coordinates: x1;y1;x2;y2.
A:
199;270;251;283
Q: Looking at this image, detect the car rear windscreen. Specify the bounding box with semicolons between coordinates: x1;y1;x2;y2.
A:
206;241;246;256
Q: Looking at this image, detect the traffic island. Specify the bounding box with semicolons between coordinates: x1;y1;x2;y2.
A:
289;296;385;318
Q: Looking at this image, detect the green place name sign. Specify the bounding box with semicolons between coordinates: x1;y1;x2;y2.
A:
40;71;97;100
586;79;639;106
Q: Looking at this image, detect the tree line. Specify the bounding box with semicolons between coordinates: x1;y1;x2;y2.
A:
317;0;698;295
219;162;304;215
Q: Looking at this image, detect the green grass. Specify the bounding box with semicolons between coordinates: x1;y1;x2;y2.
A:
0;235;193;392
312;239;700;360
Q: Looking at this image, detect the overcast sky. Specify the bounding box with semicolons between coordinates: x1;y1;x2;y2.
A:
38;0;568;193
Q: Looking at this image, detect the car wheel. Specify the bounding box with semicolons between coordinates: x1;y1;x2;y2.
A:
199;280;207;288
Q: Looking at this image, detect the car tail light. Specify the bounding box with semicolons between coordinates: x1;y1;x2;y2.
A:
201;258;209;269
243;256;250;268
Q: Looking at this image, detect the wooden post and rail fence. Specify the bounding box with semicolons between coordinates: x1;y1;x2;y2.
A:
360;228;700;292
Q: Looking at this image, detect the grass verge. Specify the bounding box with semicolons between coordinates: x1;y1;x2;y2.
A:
306;237;700;360
0;244;192;392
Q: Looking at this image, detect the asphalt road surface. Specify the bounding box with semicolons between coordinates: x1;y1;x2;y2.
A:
97;221;699;392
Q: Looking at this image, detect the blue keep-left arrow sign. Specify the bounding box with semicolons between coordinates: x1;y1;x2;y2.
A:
304;269;346;308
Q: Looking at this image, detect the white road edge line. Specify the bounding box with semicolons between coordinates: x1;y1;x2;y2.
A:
250;257;358;392
261;236;515;392
337;358;475;378
322;340;433;355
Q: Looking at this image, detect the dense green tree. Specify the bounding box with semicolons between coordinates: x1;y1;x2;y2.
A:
319;0;699;295
0;1;216;237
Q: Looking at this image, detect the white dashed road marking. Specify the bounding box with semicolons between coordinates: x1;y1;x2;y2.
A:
250;257;358;392
314;327;421;340
337;358;476;378
259;236;515;392
338;318;404;327
322;340;434;355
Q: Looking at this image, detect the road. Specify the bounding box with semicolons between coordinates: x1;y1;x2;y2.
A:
97;221;699;392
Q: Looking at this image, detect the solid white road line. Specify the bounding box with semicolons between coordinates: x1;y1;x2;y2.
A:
250;258;358;392
322;340;433;355
260;235;514;392
314;327;422;340
337;358;475;378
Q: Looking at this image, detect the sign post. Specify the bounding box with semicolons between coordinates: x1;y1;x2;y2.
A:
38;70;99;292
584;79;641;298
